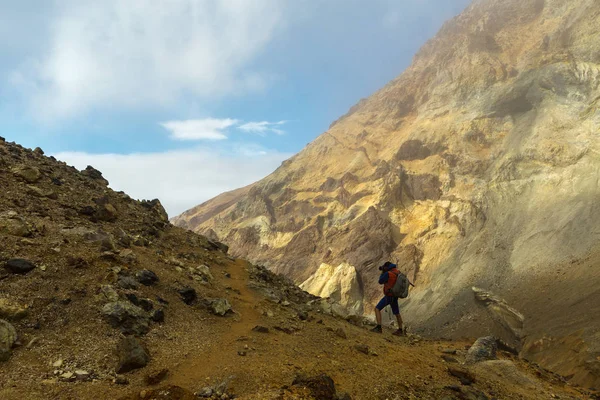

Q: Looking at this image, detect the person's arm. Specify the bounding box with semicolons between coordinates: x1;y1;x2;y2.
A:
378;272;389;285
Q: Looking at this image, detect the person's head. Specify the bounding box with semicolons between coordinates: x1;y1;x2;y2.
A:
378;261;394;271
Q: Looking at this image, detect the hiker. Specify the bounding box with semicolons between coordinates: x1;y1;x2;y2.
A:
371;261;407;336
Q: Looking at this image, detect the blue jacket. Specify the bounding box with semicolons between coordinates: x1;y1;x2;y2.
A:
379;272;390;285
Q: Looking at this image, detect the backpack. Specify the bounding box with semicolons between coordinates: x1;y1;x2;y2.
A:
389;270;411;299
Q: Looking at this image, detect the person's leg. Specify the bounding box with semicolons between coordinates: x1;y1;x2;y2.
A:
371;297;388;333
395;313;403;331
375;307;382;326
391;298;406;336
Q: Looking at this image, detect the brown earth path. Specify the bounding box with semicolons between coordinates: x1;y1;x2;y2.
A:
166;259;264;391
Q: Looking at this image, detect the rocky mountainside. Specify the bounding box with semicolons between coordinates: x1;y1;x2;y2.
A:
172;0;600;389
2;138;593;399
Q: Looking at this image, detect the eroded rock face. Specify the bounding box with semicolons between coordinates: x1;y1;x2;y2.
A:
300;263;363;315
173;0;600;388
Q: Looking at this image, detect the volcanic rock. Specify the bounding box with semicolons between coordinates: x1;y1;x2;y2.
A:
4;259;36;274
101;301;150;336
0;319;17;361
117;336;150;373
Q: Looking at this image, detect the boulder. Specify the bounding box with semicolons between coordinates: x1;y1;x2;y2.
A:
116;336;150;373
101;301;150;336
82;166;109;185
141;199;169;223
26;185;57;199
96;203;118;222
117;275;140;290
4;259;36;274
0;212;31;237
12;165;41;183
0;319;17;361
466;336;498;364
190;265;213;282
209;298;232;316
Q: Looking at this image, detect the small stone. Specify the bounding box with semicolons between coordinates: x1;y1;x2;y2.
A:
194;264;213;281
197;387;213;398
75;370;90;381
145;368;168;385
448;366;475;385
26;337;38;349
354;344;369;355
53;359;64;368
114;375;129;385
178;287;197;305
100;285;119;302
442;349;457;355
33;147;44;155
252;325;269;333
281;300;291;306
136;269;159;286
209;298;232;316
4;259;36;274
297;311;308;321
441;355;459;363
138;299;154;312
292;374;337;400
334;328;347;339
151;309;165;323
119;249;137;264
0;298;28;321
60;372;75;381
237;351;247;356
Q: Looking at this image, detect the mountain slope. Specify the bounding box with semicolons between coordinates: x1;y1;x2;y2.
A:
1;138;590;400
173;0;600;388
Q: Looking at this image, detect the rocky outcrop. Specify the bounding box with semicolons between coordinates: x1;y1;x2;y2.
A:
174;0;600;388
300;263;363;315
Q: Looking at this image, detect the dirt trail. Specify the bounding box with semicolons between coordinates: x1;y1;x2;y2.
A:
166;259;262;390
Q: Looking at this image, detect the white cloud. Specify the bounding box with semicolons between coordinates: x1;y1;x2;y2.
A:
53;146;292;217
161;119;238;141
238;120;287;136
12;0;284;121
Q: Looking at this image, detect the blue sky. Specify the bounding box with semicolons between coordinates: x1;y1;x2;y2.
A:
1;0;470;216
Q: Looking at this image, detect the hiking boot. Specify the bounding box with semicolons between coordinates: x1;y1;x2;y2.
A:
370;325;383;333
392;329;406;337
